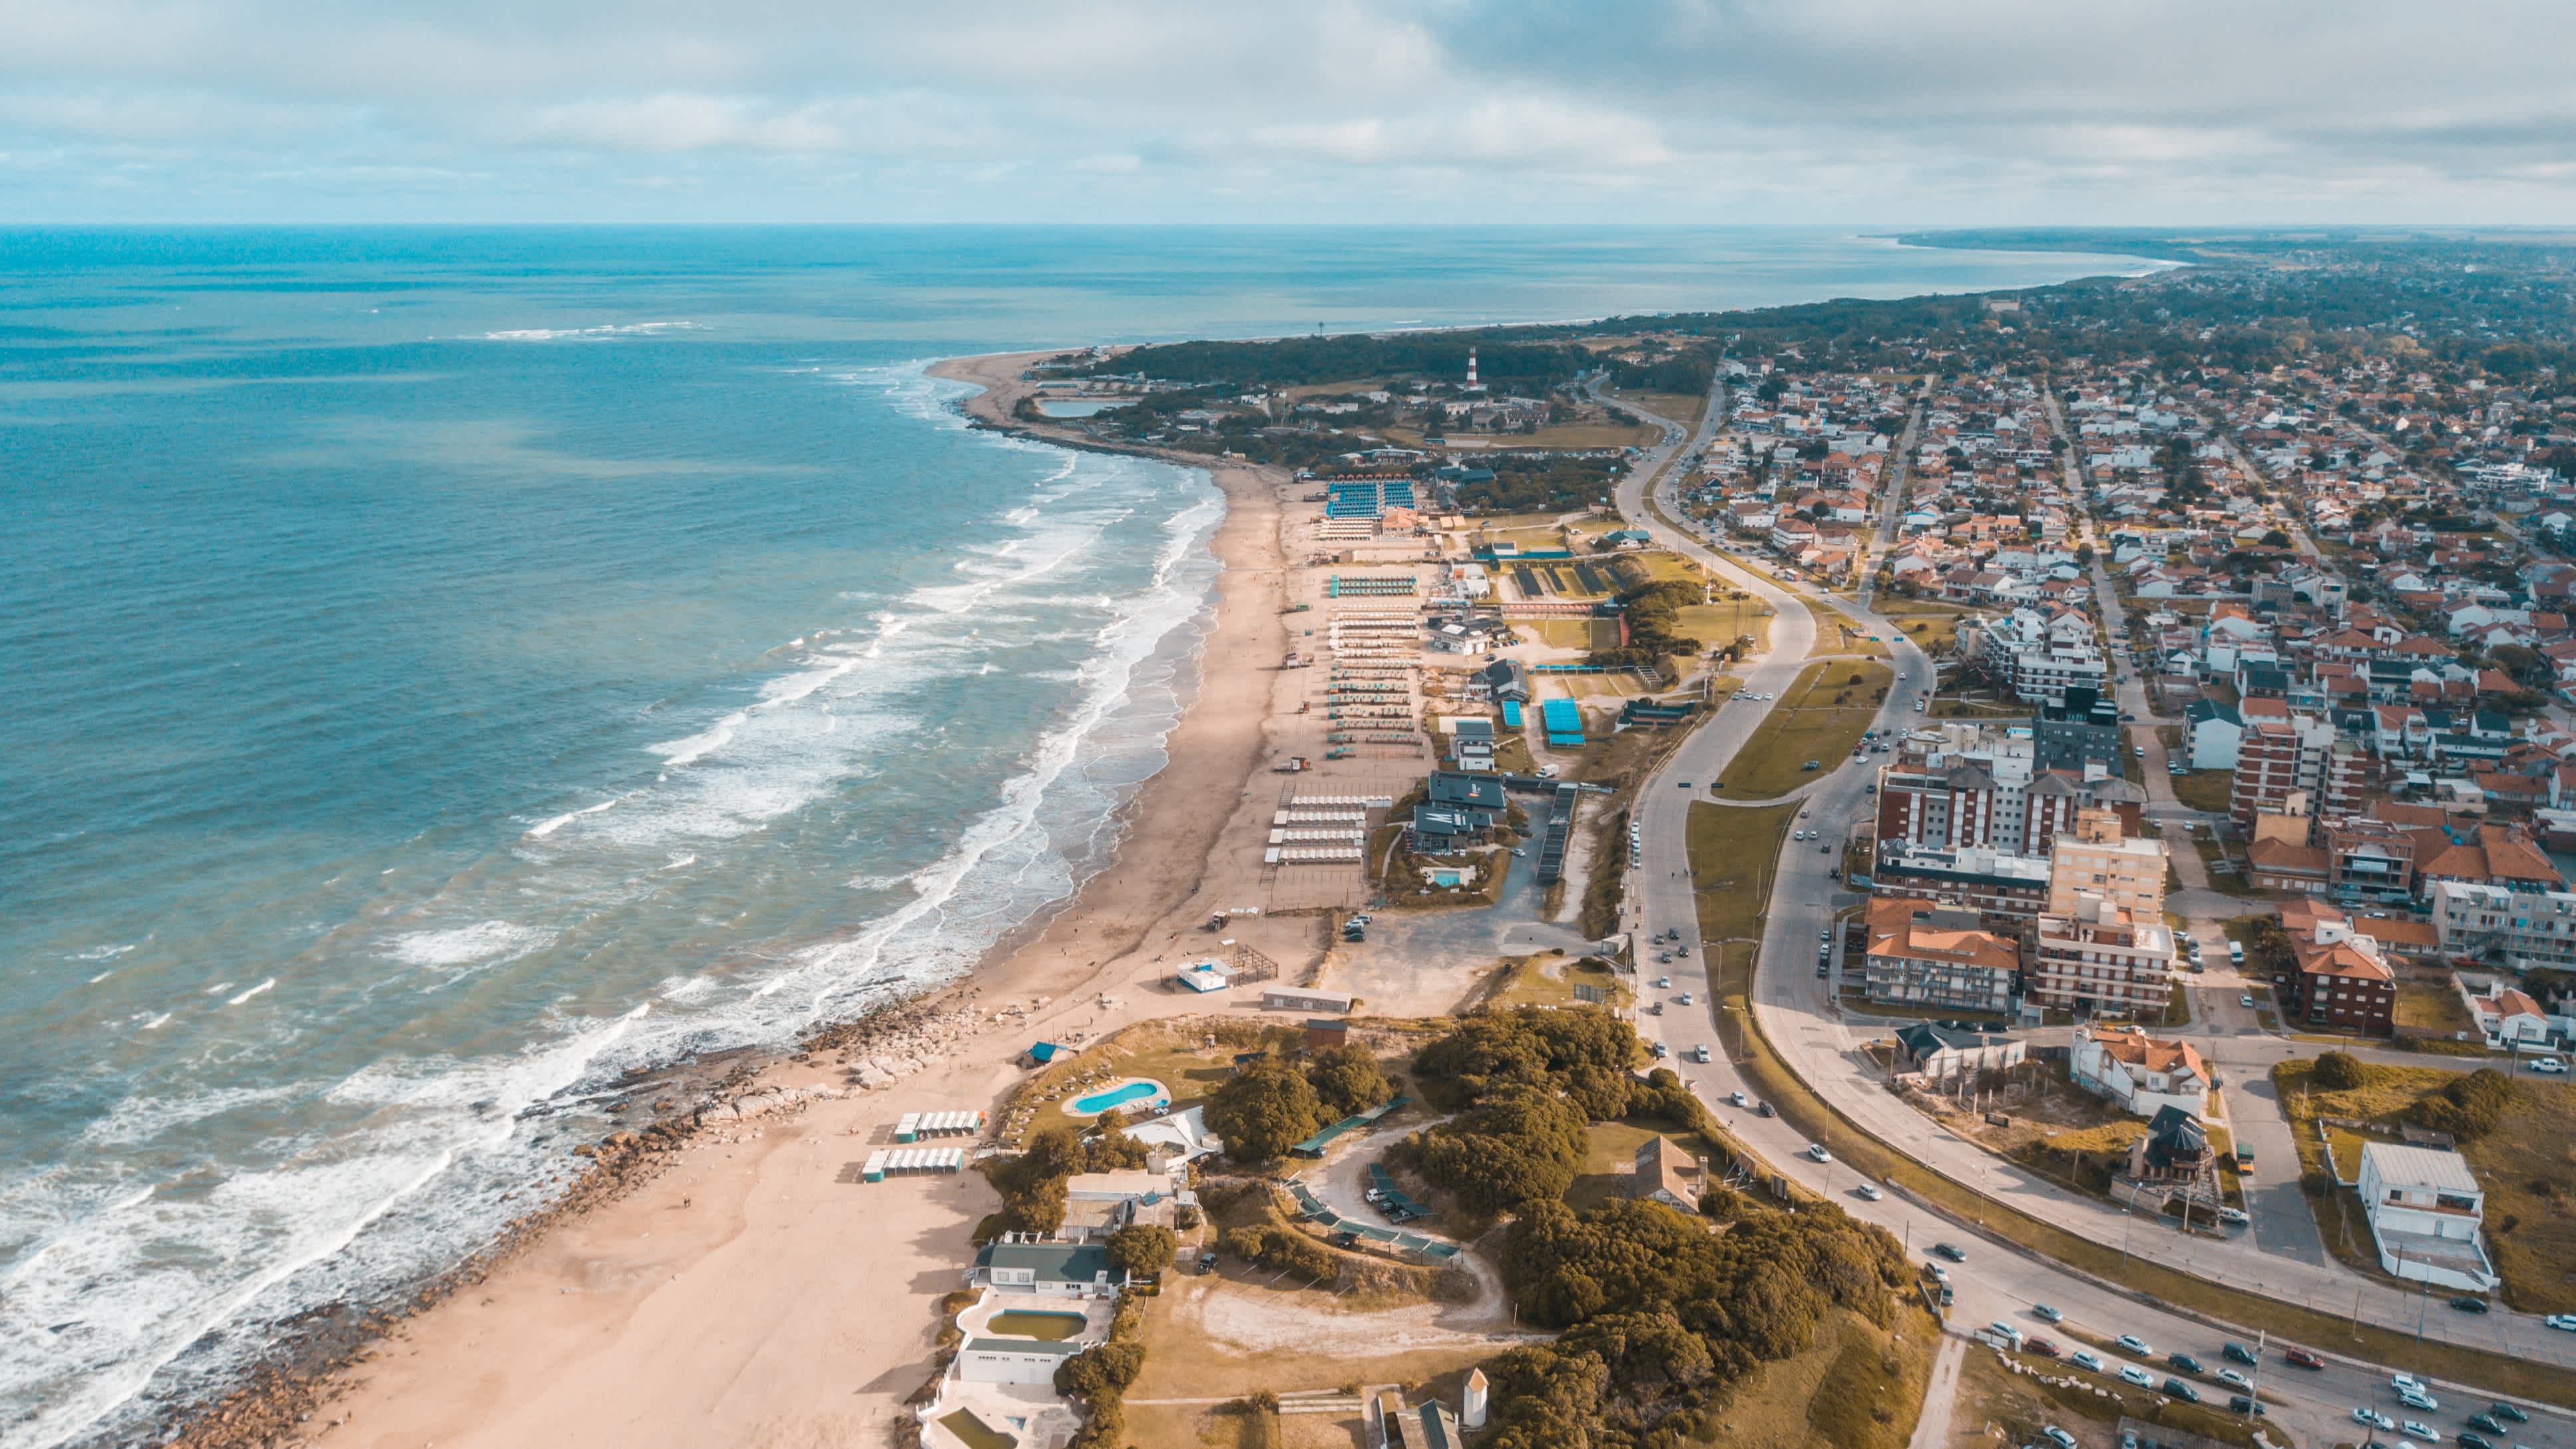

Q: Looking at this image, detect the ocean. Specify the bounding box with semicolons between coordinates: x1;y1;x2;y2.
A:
0;226;2161;1446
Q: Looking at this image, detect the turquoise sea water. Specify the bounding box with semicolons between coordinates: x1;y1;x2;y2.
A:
0;227;2159;1446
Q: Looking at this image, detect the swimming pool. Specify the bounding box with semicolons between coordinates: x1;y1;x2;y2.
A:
986;1310;1087;1341
1064;1077;1168;1118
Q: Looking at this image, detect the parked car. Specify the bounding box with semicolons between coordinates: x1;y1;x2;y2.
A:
2400;1421;2438;1443
2115;1334;2153;1357
2229;1396;2266;1418
2161;1380;2201;1404
2397;1387;2440;1412
2354;1408;2397;1432
1986;1321;2024;1349
2071;1349;2105;1374
2216;1368;2252;1391
2533;1056;2567;1073
2549;1314;2576;1331
2041;1428;2077;1449
2456;1433;2496;1449
2466;1414;2505;1435
2239;994;2256;1008
2026;1338;2059;1358
2168;1352;2205;1374
2118;1365;2155;1388
2488;1402;2528;1424
2221;1341;2256;1366
2449;1295;2490;1314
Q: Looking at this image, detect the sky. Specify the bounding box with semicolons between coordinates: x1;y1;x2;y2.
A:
5;0;2574;225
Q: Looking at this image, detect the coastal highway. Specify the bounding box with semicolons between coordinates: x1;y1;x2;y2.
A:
1592;381;2576;1440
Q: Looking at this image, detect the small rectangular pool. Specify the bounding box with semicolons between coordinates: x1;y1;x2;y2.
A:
985;1309;1086;1341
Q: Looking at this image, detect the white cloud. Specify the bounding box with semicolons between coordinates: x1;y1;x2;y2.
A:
0;0;2572;221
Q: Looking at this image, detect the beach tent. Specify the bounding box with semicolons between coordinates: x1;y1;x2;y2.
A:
1028;1041;1079;1064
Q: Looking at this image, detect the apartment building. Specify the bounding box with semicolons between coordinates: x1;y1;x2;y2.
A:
2044;808;2169;919
2027;894;2175;1018
2274;900;2398;1038
1875;726;2145;855
2428;879;2576;970
1870;842;2051;924
2229;712;2365;832
1860;897;2022;1014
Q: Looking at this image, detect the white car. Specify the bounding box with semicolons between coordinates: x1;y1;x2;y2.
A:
2070;1349;2104;1373
2116;1334;2153;1357
2402;1422;2439;1443
1807;1143;1832;1162
2354;1408;2396;1432
1854;1183;1882;1201
2533;1056;2568;1074
2239;994;2255;1008
2397;1388;2439;1412
2548;1313;2576;1331
2119;1365;2155;1388
2215;1368;2251;1390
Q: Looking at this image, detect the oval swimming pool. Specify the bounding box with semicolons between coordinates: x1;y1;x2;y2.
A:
1064;1077;1167;1118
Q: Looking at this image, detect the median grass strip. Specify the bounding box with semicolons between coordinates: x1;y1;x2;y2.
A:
1684;840;2576;1408
1723;660;1895;798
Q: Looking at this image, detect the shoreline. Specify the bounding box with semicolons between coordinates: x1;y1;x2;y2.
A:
155;350;1309;1449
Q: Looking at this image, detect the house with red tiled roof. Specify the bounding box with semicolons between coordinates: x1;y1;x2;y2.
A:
2072;1026;2211;1119
2273;899;2397;1038
2462;983;2553;1052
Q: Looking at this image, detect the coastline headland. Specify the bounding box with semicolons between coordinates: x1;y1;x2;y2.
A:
154;349;1324;1449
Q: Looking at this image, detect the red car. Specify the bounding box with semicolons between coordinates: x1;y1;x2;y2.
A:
2282;1347;2324;1370
2025;1338;2061;1358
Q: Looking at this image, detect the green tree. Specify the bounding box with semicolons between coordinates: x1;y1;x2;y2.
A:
1305;1044;1393;1118
1105;1223;1178;1277
2312;1050;2367;1092
1205;1061;1324;1161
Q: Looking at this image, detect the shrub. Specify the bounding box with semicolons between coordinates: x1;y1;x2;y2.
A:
2312;1050;2368;1092
1416;1087;1588;1213
2408;1066;2517;1141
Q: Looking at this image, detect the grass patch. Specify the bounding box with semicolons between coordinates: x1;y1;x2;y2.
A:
938;1409;1018;1449
1725;661;1896;798
1688;801;1803;958
1485;954;1629;1013
1695;1305;1940;1449
2274;1055;2576;1313
1809;600;1893;658
2394;977;2476;1037
2169;768;2233;813
1683;854;2576;1407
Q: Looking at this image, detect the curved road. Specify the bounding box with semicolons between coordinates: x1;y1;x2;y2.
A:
1592;378;2576;1444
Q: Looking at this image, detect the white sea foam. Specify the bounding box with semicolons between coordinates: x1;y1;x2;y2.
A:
73;943;137;961
225;979;277;1007
385;921;554;970
525;797;619;839
479;321;706;341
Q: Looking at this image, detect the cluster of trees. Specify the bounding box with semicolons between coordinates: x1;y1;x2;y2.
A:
1454;453;1621;515
1474;1203;1911;1448
1590;578;1705;670
988;1120;1152;1235
1201;1042;1395;1161
1405;1009;1715;1217
1054;1293;1149;1449
1094;334;1595;391
1103;1223;1178;1278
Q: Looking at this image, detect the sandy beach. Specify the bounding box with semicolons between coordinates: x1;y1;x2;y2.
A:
276;352;1329;1449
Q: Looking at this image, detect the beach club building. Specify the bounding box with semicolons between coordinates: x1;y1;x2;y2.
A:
969;1239;1128;1299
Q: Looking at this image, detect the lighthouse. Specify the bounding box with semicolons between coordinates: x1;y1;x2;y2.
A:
1464;348;1484;393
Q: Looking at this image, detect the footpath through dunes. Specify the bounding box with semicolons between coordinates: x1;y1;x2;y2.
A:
254;354;1327;1449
